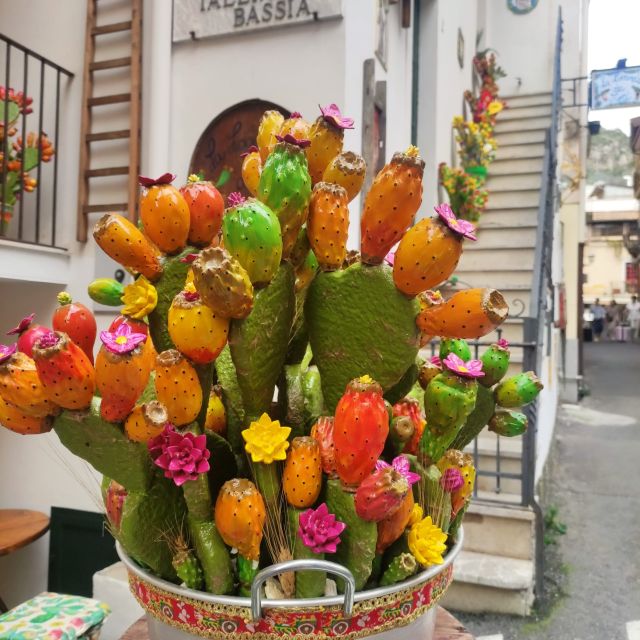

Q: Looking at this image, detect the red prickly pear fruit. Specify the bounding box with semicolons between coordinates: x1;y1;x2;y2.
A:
355;466;409;522
333;376;389;487
376;489;415;554
393;398;426;456
52;292;97;364
0;396;53;435
282;436;323;508
180;175;225;247
32;331;95;410
6;314;51;358
310;416;336;475
104;480;127;532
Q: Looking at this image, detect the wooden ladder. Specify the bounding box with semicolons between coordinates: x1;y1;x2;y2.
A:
76;0;142;242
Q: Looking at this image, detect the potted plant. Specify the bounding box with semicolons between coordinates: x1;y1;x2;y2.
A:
452;116;496;181
439;163;489;222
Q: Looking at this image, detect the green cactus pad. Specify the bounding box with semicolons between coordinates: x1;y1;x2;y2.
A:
306;263;420;411
189;517;234;594
325;478;377;592
237;554;259;597
281;363;325;438
205;430;238;500
379;552;417;586
229;263;295;421
54;397;152;492
384;361;420;405
480;344;510;388
494;371;543;408
214;345;245;451
288;507;326;598
489;409;528;437
449;384;496;451
173;550;204;590
439;339;471;362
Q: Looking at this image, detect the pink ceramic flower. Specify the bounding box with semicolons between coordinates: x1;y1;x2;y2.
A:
0;343;17;364
7;313;35;336
289;111;302;118
384;250;396;266
298;503;346;554
36;331;60;349
138;173;176;187
99;323;147;355
440;467;464;493
430;355;442;367
240;145;259;157
148;424;210;486
227;191;246;207
376;455;421;486
443;353;485;378
319;104;355;130
497;338;510;349
275;133;311;148
179;253;200;264
434;203;477;241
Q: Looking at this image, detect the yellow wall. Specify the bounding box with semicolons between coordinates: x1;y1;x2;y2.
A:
583;236;633;303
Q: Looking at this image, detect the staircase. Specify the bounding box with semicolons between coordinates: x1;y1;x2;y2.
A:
441;92;553;616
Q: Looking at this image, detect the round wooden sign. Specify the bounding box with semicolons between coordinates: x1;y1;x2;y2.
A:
189;99;290;200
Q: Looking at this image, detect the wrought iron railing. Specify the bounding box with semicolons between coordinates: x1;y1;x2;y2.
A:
0;34;73;248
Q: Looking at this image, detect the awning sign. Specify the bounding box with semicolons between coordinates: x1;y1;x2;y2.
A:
591;65;640;110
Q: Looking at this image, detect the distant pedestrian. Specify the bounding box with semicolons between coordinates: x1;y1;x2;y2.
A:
591;298;606;342
606;300;621;340
626;295;640;341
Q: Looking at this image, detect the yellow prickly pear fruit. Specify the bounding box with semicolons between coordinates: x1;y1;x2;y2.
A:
204;385;226;435
360;146;425;265
257;110;285;163
241;146;262;197
322;151;366;202
0;396;53;435
307;182;349;271
306;104;355;184
279;111;311;140
282;436;323;508
154;349;203;426
124;401;169;443
167;286;229;364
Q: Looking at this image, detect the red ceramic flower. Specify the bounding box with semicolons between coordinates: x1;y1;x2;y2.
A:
440;467;464;492
434;203;477;241
0;343;17;364
375;455;420;486
179;253;200;264
319;104;355;130
138;173;176;187
240;145;259;157
443;353;484;378
275;133;311;148
99;323;147;355
298;502;346;554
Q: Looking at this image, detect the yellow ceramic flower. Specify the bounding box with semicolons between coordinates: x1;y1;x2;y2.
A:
408;504;424;527
122;276;158;319
408;515;448;567
242;413;291;464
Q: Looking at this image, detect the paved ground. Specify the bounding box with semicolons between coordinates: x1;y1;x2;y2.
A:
455;342;640;640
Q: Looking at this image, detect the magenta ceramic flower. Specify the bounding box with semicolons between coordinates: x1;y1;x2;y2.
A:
375;455;421;486
319;103;355;130
275;133;311;148
148;424;210;486
99;323;147;355
497;338;510;349
0;343;17;364
227;191;246;207
384;250;396;266
430;355;442;367
36;331;60;349
443;353;485;378
289;111;302;118
440;467;464;492
298;502;346;554
180;253;200;264
434;203;477;241
7;313;35;336
240;145;259;157
138;173;176;187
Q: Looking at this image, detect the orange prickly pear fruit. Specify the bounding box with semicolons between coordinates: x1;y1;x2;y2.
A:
241;146;262;197
167;286;229;364
279;111;311;140
32;332;95;410
376;489;415;554
333;376;389;487
179;174;225;247
306;104;354;184
204;385;226;435
393;204;477;296
52;292;97;364
360;146;425;265
322;151;366;202
0;345;58;417
154;349;203;426
214;478;266;561
0;395;53;435
417;288;509;339
93;213;163;282
310;416;335;475
95;324;152;422
257;110;285;162
307;182;349;271
282;436;323;508
139;173;190;255
124;400;169;443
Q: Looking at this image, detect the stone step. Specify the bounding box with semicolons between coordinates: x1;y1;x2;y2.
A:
495;128;547;146
495;142;545;160
502;92;551;108
499;104;551;120
477;209;539;227
456;247;535;271
443;551;534;616
494;116;550;133
486;189;540;209
465;226;537;249
485;173;541;192
489;157;544;175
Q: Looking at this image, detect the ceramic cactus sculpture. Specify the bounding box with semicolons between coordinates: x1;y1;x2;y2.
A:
6;315;51;359
154;350;202;426
257;110;285;162
307;182;349;270
179;174;224;247
322;151;366;202
52;292;97;364
241;146;262;197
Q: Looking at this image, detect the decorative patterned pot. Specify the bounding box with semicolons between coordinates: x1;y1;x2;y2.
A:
117;529;463;640
465;165;487;183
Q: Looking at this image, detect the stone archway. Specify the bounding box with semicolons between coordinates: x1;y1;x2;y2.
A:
189;99;290;200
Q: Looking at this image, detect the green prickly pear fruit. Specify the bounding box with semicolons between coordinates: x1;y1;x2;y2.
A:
88;278;124;306
325;477;377;592
172;540;204;590
494;371;543;408
480;339;511;388
222;193;283;286
489;409;528;437
257;137;312;258
439;338;471;362
379;552;417;586
449;384;496;451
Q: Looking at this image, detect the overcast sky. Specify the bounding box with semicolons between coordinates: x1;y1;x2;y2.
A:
588;0;640;133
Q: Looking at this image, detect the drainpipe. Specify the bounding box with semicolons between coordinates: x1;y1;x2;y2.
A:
410;0;420;146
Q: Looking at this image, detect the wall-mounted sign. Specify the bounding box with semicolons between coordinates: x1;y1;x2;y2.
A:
507;0;539;15
173;0;343;42
591;65;640;111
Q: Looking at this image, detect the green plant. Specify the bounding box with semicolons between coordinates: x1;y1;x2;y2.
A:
544;505;567;545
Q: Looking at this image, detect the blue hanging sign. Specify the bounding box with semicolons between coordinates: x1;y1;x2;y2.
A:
591;65;640;110
507;0;539;15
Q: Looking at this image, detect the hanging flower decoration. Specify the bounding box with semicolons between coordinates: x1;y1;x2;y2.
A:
298;503;346;554
407;515;448;567
435;203;477;241
319;103;355;130
375;455;420;487
440;467;464;493
99;323;147;355
121;276;158;320
0;343;17;364
443;353;485;379
242;413;291;464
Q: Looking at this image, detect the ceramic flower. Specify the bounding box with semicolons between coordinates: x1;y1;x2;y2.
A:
430;355;442;367
99;323;147;355
298;503;346;554
440;467;464;493
443;353;484;379
240;145;259;157
319;103;355;130
179;253;200;264
383;250;396;266
275;133;311;148
36;331;59;349
408;515;448;567
227;191;246;207
408;504;424;527
375;455;420;487
148;424;210;486
7;313;35;336
242;413;291;464
497;338;510;350
121;276;158;320
487;100;504;116
435;203;477;241
0;343;17;364
437;450;476;517
138;172;176;187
